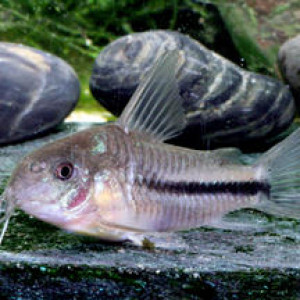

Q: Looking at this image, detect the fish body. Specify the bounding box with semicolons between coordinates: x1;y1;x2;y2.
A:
1;51;300;245
89;124;264;233
4;124;259;237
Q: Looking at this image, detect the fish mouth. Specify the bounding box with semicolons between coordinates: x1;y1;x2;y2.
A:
21;204;71;226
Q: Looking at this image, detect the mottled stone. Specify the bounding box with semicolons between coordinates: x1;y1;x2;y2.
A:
0;43;80;144
90;31;295;148
278;34;300;106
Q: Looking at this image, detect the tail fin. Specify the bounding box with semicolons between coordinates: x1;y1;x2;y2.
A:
255;128;300;218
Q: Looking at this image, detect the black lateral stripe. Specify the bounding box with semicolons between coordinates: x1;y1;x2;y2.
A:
140;178;270;196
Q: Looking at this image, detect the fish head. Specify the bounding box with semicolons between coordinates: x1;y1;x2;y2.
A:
4;129;110;231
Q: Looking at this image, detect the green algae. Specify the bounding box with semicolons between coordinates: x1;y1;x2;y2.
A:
217;3;274;75
213;0;300;77
234;245;254;253
0;262;299;299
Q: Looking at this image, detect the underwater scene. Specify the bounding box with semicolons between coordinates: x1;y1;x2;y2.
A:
0;0;299;298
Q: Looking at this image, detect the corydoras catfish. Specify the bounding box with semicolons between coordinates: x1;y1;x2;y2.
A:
1;51;300;246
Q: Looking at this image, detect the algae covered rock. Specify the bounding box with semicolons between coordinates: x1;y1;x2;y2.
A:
278;34;300;107
89;30;295;148
0;43;80;145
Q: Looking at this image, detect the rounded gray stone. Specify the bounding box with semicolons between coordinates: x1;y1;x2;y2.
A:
0;42;80;144
90;30;295;148
278;34;300;107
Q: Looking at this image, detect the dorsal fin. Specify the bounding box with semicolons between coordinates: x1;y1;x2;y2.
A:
118;50;186;142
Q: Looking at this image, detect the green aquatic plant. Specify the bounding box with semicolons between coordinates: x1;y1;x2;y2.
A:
0;0;180;63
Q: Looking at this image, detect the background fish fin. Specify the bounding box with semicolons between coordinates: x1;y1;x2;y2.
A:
118;50;186;142
212;148;244;165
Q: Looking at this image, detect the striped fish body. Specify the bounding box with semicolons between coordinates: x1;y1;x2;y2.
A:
95;125;266;233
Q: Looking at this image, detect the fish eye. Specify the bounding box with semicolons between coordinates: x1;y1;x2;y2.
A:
55;162;74;181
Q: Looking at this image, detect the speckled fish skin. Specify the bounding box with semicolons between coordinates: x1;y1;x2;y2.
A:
2;51;300;245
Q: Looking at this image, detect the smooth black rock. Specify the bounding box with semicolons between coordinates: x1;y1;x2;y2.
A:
0;43;80;144
90;30;295;149
278;34;300;107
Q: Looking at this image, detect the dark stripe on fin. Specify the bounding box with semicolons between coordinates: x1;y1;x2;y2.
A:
140;178;270;196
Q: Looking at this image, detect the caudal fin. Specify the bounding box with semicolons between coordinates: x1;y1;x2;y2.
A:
255;128;300;218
